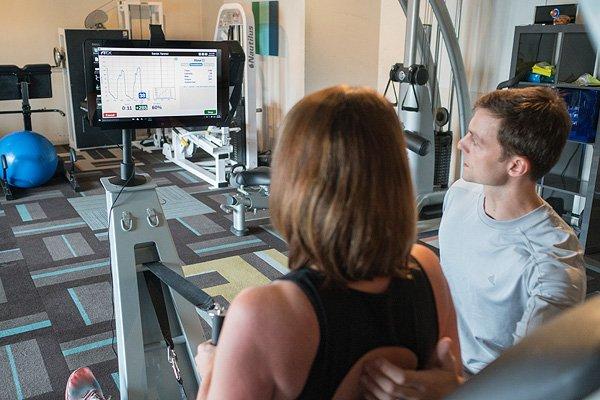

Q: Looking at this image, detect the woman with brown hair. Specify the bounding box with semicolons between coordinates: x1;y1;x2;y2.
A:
195;85;460;400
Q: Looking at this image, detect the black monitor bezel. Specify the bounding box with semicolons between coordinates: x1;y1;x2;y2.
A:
84;39;230;130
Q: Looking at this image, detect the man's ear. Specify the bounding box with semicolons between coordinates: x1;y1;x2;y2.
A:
507;155;531;178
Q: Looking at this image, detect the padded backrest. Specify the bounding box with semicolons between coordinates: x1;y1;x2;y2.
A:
21;64;52;99
445;296;600;400
0;64;52;100
0;65;21;100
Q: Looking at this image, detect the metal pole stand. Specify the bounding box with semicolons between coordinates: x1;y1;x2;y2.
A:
108;129;147;187
0;155;14;201
64;148;81;192
102;175;206;399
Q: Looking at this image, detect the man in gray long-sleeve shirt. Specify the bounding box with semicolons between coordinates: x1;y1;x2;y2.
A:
362;87;586;399
440;178;585;374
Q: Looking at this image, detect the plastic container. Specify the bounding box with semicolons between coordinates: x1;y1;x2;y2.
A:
563;88;600;143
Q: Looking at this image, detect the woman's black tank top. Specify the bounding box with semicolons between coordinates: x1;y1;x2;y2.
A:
278;264;438;399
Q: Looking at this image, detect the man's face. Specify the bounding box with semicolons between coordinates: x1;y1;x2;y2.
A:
458;108;512;186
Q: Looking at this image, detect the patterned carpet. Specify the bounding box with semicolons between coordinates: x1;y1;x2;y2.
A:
0;147;291;399
0;146;598;399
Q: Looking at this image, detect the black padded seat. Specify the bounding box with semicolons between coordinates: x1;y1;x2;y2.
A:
444;296;600;400
230;166;271;187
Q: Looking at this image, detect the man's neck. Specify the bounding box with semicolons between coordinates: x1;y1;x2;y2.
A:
483;180;543;221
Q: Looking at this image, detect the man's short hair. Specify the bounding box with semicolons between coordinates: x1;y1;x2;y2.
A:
270;85;416;283
474;87;572;180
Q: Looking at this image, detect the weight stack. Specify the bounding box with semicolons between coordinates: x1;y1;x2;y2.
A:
230;98;247;166
434;131;453;188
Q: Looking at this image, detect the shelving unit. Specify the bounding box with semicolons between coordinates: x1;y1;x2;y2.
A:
509;24;600;266
518;82;600;91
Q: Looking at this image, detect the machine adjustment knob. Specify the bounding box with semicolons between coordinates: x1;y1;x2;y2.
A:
225;194;238;206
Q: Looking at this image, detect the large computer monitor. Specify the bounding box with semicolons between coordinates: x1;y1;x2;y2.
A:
85;39;231;129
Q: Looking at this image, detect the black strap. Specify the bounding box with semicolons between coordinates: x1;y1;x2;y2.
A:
383;77;399;107
409;262;439;369
401;84;420;112
143;270;188;400
144;261;214;311
144;271;175;348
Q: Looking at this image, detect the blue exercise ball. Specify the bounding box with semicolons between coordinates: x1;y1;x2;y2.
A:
0;130;58;188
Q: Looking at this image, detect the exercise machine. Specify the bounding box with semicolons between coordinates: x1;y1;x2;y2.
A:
161;40;245;188
445;296;600;400
213;2;258;169
220;166;270;236
163;2;258;188
117;0;164;40
385;0;471;215
83;30;230;399
220;0;472;235
218;0;472;235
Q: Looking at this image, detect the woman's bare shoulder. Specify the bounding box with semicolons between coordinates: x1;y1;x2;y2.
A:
228;280;317;338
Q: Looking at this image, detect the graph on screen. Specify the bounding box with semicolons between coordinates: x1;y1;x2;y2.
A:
98;48;218;119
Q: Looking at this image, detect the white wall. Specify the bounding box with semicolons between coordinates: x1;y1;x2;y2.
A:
305;0;382;94
377;0;406;95
259;0;305;149
0;0;205;143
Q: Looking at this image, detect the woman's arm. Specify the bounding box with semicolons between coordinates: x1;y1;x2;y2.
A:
196;281;319;400
410;244;461;367
196;286;278;399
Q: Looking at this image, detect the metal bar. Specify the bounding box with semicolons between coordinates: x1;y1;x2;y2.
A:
20;81;32;131
405;0;421;66
396;0;448;120
448;0;463;130
429;0;471;139
431;24;442;112
121;129;134;181
29;108;66;116
554;32;564;83
0;110;24;115
422;24;433;63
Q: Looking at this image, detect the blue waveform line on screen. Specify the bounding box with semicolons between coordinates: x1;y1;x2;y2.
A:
102;66;142;100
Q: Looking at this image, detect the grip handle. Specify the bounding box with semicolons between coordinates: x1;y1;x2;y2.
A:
209;306;226;345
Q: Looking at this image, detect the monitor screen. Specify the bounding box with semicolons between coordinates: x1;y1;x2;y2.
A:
86;40;230;129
